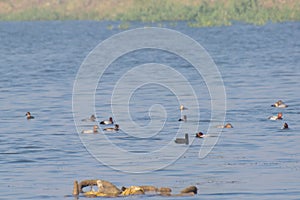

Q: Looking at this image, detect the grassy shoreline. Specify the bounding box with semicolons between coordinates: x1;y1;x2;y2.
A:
0;0;299;27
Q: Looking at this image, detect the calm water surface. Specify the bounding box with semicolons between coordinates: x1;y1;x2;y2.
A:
0;21;299;200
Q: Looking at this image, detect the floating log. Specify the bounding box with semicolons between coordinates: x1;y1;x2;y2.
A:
180;185;198;194
72;180;79;196
96;180;121;196
159;187;172;193
139;185;158;192
78;179;98;193
173;192;195;196
121;186;145;195
74;179;197;197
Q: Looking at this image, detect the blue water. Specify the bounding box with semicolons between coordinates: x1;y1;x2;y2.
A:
0;21;299;200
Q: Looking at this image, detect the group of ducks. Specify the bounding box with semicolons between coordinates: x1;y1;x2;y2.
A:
81;115;119;134
174;100;290;145
268;100;289;129
25;100;288;138
25;112;119;133
175;105;233;145
79;104;233;136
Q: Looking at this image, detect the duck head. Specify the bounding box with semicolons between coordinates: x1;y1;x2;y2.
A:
196;132;204;138
93;125;99;133
25;112;33;119
277;100;283;105
90;115;96;121
180;105;187;110
224;123;233;128
282;122;288;129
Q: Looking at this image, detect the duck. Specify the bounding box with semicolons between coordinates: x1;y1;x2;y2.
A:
82;114;96;122
195;132;205;138
178;115;187;122
217;123;233;128
224;123;233;128
175;133;189;145
25;112;34;119
100;117;114;125
268;112;283;120
103;124;119;132
81;125;99;134
271;100;288;108
180;105;188;111
281;122;289;129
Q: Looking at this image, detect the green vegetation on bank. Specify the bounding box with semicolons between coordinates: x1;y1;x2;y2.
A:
0;0;299;27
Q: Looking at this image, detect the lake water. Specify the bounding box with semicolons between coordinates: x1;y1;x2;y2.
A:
0;21;299;200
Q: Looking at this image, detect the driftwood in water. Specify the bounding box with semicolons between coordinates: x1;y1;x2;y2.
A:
72;180;79;196
121;186;145;195
97;180;121;195
139;185;158;192
73;179;197;197
133;185;172;194
180;185;198;194
76;179;121;195
159;187;172;193
78;179;98;193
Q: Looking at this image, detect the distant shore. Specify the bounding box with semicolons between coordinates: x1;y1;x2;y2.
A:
0;0;299;27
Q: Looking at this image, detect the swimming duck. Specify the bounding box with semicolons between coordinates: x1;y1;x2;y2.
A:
282;122;289;129
25;112;34;119
180;105;187;111
103;124;119;132
271;100;288;108
217;123;233;128
82;114;96;122
178;115;187;122
224;123;233;128
175;133;189;145
268;112;283;120
100;117;114;125
81;125;99;134
195;132;205;138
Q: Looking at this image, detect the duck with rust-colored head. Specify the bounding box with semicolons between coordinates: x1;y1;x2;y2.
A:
195;132;205;138
271;100;288;108
25;112;34;119
268;112;283;120
217;123;233;128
